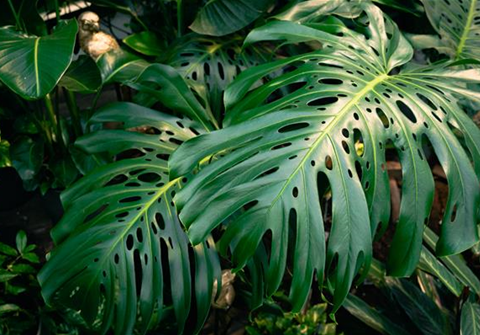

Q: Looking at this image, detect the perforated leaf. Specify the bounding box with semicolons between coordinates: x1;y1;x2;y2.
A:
166;34;269;121
170;4;480;311
39;102;220;334
420;0;480;60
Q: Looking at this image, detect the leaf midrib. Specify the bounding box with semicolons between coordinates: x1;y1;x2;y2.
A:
455;0;477;59
34;37;40;96
268;73;389;210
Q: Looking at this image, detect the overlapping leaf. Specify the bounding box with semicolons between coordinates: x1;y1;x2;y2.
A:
170;3;480;311
39;102;220;334
165;34;270;122
417;0;480;60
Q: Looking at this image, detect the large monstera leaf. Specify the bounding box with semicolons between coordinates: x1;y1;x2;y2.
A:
416;0;480;60
39;102;220;334
170;4;480;312
166;34;270;122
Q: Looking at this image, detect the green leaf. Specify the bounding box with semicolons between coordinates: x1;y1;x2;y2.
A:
96;49;149;85
190;0;272;36
123;31;165;57
418;246;463;297
128;63;219;131
166;34;270;122
10;263;36;274
421;0;480;60
0;138;11;168
0;242;17;256
0;270;18;283
343;294;410;335
22;252;40;264
5;283;26;295
273;0;363;22
0;304;21;315
461;301;480;335
70;145;109;176
10;136;44;191
15;230;27;253
170;4;480;312
388;278;449;335
59;56;102;93
39;102;221;334
50;156;79;189
423;227;480;296
0;20;78;99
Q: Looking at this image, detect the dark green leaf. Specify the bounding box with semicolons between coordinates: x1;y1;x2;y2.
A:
5;283;26;295
0;270;18;283
123;31;165;57
10;264;36;274
388;278;449;335
96;49;149;84
0;20;78;99
166;34;270;121
171;4;480;312
343;294;410;335
190;0;272;36
59;56;102;93
424;227;480;296
10;136;44;191
461;301;480;335
70;145;109;176
22;252;40;264
50;156;79;189
39;102;220;334
0;242;17;257
128;63;219;130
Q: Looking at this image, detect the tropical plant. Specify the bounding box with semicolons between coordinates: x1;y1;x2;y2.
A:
0;230;81;334
0;0;477;334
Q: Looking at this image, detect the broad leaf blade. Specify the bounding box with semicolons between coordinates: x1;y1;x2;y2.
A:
0;20;78;99
461;302;480;335
59;56;102;93
421;0;480;60
39;102;220;334
170;4;480;312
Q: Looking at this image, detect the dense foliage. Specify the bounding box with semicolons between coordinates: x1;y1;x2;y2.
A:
0;0;480;334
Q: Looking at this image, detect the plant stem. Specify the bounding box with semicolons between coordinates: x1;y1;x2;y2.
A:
54;0;60;24
7;0;21;30
177;0;183;37
44;93;63;149
63;88;82;138
34;102;54;156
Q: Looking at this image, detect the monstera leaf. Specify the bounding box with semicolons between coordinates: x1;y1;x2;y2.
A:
0;20;77;100
170;4;480;311
414;0;480;60
39;102;220;334
166;34;270;121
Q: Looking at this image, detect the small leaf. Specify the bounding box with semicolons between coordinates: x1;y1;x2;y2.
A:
0;304;21;315
0;270;18;283
0;138;11;168
5;283;26;295
10;264;36;274
10;136;44;191
461;301;480;335
0;242;18;256
22;252;40;264
15;230;27;253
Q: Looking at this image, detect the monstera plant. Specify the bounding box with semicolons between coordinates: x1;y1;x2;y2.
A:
38;1;480;334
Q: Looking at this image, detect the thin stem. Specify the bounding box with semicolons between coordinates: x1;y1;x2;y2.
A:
177;0;183;37
34;102;54;156
7;0;21;30
44;93;63;150
54;0;61;25
63;88;82;138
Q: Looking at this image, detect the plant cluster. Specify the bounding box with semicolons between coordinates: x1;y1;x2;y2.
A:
0;0;480;334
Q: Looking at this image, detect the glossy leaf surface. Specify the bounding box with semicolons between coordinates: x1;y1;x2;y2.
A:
0;20;77;99
39;102;220;334
461;302;480;335
421;0;480;59
171;4;480;311
190;0;272;36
